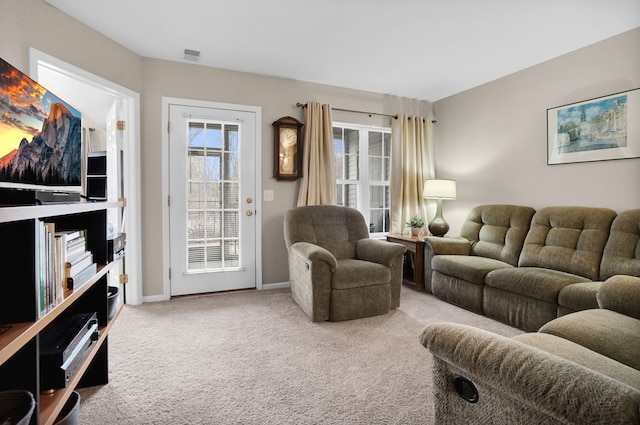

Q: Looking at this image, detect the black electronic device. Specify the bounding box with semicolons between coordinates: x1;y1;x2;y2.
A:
39;312;99;391
0;188;81;206
0;57;83;200
107;233;126;262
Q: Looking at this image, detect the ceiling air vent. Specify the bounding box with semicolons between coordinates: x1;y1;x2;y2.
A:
183;49;200;62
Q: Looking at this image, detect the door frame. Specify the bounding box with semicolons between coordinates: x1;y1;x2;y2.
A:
29;48;143;306
161;97;263;299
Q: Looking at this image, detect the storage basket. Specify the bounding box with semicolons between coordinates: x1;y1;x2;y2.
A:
0;390;35;425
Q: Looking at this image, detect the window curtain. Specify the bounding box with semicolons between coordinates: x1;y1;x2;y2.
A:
297;101;337;206
390;114;435;235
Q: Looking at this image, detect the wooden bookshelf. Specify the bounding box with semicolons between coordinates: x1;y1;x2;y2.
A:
0;201;123;425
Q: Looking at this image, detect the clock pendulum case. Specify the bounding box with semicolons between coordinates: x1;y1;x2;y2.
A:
272;116;303;180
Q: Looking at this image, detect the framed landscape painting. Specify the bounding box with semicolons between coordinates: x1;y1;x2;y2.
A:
547;88;640;165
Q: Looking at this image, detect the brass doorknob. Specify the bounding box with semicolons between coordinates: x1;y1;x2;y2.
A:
246;197;253;204
246;210;253;216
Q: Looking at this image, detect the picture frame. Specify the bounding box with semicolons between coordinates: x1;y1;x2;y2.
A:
547;88;640;165
272;116;303;180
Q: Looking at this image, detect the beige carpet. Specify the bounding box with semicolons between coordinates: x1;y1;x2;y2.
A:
78;286;522;424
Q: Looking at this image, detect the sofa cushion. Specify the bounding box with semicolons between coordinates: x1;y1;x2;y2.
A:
514;333;640;390
460;204;535;266
332;259;390;289
539;309;640;371
518;206;617;280
485;267;591;303
329;283;390;322
600;209;640;280
597;275;640;320
557;281;601;315
432;255;513;285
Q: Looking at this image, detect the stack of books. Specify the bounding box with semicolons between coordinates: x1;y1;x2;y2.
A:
62;230;97;290
37;224;96;317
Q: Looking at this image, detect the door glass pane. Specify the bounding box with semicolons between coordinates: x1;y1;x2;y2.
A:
186;120;241;273
206;182;222;209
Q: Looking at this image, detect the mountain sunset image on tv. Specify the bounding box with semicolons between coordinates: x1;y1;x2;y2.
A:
0;57;82;193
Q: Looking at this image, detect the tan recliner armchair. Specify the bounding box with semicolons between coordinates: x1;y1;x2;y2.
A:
283;205;406;321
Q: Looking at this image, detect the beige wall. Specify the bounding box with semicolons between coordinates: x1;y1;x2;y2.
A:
3;0;431;298
6;1;638;298
1;0;142;94
432;28;640;236
140;58;432;296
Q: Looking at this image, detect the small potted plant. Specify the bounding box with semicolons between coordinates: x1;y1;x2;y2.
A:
406;215;425;236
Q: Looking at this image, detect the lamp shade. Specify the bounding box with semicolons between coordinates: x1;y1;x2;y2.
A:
423;179;456;200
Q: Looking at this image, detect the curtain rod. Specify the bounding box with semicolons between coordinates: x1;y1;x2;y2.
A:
295;102;437;124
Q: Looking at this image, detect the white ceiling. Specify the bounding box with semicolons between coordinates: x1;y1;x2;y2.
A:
44;0;640;102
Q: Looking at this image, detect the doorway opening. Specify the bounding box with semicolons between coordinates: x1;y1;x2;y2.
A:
29;48;142;305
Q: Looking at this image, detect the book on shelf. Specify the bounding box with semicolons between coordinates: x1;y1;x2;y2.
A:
36;223;92;316
67;262;97;290
36;221;46;317
66;234;86;248
56;229;83;241
65;252;94;278
66;242;87;262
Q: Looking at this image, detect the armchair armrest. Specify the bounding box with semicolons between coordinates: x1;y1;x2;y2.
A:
357;239;406;309
420;322;640;424
290;242;338;272
356;238;406;268
597;275;640;320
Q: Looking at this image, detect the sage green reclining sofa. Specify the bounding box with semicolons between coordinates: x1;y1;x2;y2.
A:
425;205;640;331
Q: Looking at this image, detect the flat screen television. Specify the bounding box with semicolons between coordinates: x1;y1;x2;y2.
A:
0;56;82;202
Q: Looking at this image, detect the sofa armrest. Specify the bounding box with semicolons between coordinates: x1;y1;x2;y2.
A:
420;322;640;425
424;236;472;256
423;236;471;293
597;275;640;320
356;238;406;268
290;241;338;272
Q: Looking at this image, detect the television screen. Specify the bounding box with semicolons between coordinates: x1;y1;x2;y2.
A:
0;57;82;193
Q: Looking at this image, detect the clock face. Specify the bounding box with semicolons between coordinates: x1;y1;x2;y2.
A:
280;127;297;147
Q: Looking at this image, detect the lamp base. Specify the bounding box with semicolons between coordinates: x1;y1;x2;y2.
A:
429;198;449;237
428;218;450;237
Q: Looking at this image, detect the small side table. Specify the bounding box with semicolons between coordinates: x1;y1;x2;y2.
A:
386;234;425;291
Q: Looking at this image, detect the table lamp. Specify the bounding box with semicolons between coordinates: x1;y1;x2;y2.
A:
423;179;456;237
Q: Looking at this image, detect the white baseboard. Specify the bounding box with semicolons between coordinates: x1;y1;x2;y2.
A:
261;281;290;290
143;294;171;303
140;282;290;303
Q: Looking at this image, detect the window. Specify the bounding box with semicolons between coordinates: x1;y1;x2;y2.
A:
334;123;391;235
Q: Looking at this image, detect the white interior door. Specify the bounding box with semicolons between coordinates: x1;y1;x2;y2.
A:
168;103;257;295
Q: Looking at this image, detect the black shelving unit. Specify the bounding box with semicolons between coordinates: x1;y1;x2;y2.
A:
0;201;123;425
